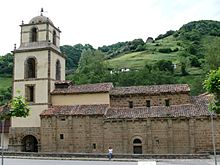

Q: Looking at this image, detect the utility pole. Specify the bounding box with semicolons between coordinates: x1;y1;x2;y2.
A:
211;112;217;165
0;95;4;165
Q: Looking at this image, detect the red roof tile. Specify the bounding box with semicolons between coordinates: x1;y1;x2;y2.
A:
51;83;113;94
105;95;210;119
110;84;190;96
40;104;109;116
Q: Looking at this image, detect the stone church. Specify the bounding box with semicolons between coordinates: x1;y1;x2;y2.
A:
1;13;220;154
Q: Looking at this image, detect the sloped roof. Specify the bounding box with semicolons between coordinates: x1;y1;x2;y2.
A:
51;82;113;95
106;94;210;119
110;84;190;96
40;104;109;116
41;93;211;119
105;104;208;119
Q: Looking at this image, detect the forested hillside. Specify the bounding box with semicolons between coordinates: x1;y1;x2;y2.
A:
1;20;220;104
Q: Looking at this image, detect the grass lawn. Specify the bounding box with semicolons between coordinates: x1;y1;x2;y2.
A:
108;51;179;69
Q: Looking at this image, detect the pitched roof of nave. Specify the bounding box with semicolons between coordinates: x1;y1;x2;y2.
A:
110;84;190;96
41;92;212;118
51;82;190;95
51;82;113;94
105;94;210;119
40;104;109;116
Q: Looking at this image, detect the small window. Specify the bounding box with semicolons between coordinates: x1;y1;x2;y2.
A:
146;100;151;107
93;143;96;149
61;118;65;121
129;101;133;108
60;134;64;139
25;85;35;102
165;99;170;106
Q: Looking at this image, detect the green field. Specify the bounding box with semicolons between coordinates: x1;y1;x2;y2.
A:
108;36;182;69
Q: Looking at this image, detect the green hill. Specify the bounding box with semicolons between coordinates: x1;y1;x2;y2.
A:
107;20;220;70
1;20;220;97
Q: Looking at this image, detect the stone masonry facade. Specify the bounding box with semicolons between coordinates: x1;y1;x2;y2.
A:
40;83;220;154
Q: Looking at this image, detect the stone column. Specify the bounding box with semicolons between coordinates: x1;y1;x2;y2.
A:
167;119;174;153
189;118;195;153
122;120;129;153
146;118;153;153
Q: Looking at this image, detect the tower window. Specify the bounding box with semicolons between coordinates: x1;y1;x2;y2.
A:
165;99;170;106
128;101;133;108
31;27;38;42
146;100;151;107
56;60;61;80
25;85;35;102
25;57;37;78
53;30;56;46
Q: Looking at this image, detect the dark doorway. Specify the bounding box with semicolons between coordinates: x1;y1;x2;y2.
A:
133;138;142;154
22;135;38;152
133;146;142;154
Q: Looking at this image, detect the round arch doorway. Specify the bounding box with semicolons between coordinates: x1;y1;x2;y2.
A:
133;138;142;154
22;135;38;152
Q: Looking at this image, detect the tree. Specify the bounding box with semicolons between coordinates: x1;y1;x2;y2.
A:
0;53;13;75
69;49;109;84
203;67;220;165
0;92;30;165
154;60;174;74
178;51;190;76
205;38;220;70
203;68;220;113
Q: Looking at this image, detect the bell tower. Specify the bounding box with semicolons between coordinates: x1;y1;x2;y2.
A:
9;11;65;151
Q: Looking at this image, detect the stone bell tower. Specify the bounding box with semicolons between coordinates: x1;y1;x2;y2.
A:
9;11;65;152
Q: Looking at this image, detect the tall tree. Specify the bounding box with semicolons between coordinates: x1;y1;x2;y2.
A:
205;38;220;70
203;68;220;113
69;49;109;84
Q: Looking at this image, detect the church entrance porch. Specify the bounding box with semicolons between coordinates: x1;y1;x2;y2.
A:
22;135;38;152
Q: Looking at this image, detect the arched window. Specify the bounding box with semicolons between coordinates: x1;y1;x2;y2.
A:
53;30;56;45
25;57;37;78
31;27;38;42
56;60;61;80
133;138;142;154
22;135;38;152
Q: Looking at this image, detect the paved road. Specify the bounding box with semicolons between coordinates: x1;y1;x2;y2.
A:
3;159;137;165
1;158;217;165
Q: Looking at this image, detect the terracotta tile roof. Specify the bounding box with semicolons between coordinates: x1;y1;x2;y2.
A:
40;104;109;116
41;93;212;119
110;84;190;96
105;96;210;119
51;82;113;94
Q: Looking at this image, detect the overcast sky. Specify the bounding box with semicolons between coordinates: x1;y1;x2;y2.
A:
1;0;220;55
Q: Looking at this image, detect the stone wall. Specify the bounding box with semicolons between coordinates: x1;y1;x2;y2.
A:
8;127;40;152
41;115;220;154
103;117;219;154
110;93;190;108
41;116;105;153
